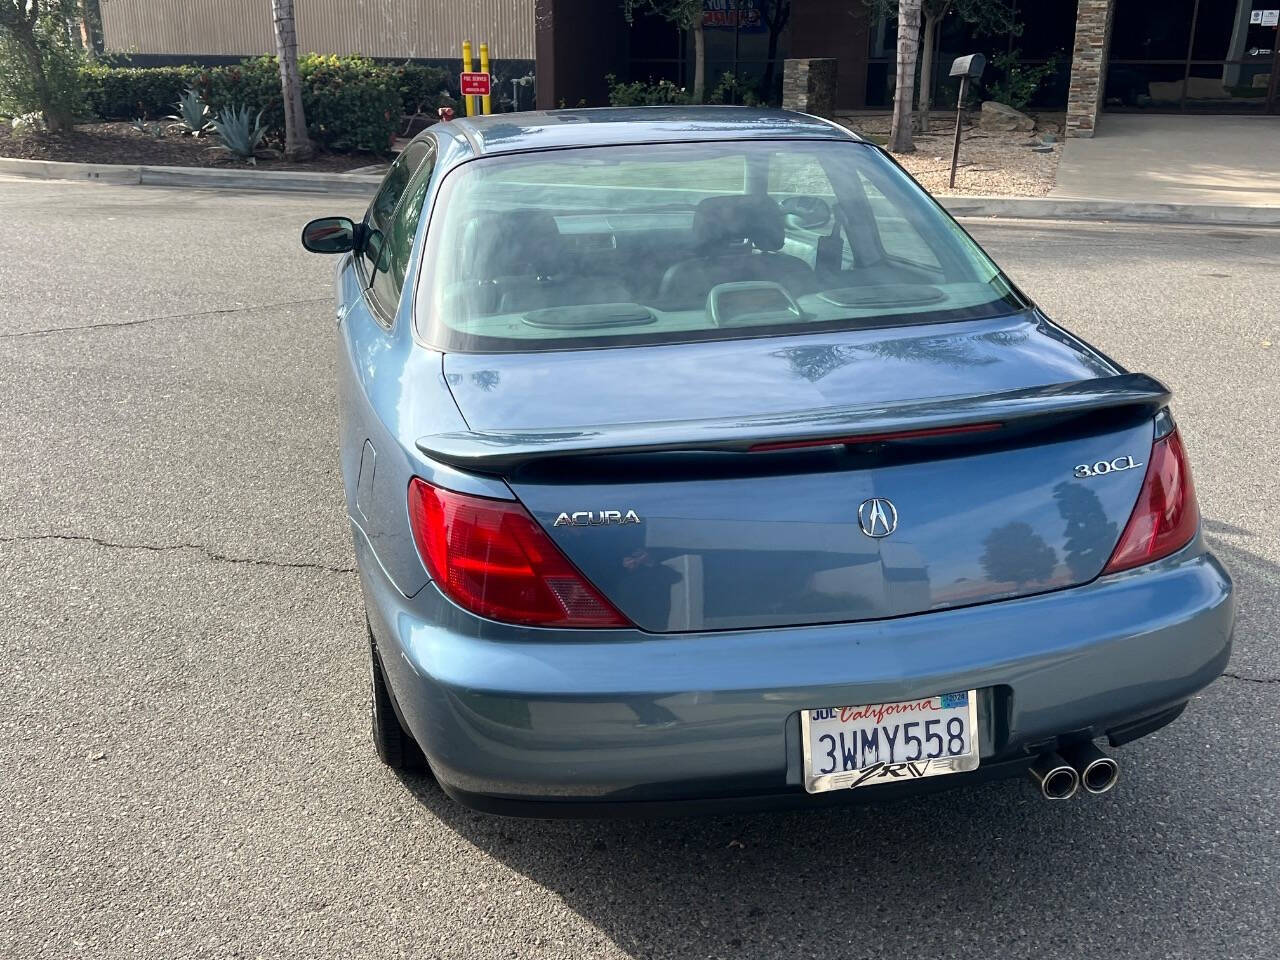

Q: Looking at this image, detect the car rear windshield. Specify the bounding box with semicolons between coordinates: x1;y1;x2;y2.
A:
414;139;1024;352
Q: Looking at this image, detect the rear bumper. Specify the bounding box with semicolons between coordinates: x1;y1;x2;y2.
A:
359;529;1233;816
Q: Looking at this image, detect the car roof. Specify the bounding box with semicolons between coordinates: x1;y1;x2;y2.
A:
432;106;861;158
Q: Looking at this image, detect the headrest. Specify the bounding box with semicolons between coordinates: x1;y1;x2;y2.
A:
461;209;563;280
692;195;785;253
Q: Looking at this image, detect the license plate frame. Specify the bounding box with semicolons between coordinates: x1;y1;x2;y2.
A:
800;691;980;794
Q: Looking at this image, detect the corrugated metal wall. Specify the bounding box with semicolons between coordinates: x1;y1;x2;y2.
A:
99;0;536;59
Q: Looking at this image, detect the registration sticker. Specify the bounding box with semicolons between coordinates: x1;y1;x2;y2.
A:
801;691;980;794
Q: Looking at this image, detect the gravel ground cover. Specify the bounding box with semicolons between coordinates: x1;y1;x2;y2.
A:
839;111;1064;197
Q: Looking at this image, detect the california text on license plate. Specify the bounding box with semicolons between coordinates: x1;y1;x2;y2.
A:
801;691;980;794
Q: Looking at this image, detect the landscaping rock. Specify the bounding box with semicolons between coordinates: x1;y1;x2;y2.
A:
979;101;1035;133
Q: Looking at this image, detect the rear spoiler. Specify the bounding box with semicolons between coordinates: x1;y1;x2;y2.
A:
417;373;1171;473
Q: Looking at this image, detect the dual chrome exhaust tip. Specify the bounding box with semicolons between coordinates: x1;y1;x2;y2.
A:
1028;741;1119;800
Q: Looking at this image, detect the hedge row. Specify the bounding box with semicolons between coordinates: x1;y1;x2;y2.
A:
81;55;450;153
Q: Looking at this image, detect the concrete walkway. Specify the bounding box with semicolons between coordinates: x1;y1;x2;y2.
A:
1053;114;1280;206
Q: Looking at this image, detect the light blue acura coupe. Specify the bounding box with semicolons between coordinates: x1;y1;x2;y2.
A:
302;107;1234;816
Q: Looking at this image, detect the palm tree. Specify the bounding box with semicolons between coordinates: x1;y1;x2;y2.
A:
888;0;921;153
270;0;312;161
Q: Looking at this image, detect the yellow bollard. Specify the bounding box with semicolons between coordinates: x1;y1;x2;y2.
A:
479;43;491;116
461;40;473;117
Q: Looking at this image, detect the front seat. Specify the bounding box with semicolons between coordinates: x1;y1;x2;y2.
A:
658;195;815;309
459;209;628;314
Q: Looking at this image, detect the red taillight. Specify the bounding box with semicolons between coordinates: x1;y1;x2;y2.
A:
407;478;631;628
1102;428;1199;574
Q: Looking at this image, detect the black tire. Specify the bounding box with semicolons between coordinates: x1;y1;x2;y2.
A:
368;621;427;772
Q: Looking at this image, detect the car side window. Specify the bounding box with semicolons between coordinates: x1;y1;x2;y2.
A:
369;144;437;317
856;171;943;271
360;140;431;278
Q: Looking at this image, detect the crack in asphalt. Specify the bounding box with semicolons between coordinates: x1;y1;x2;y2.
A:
0;533;356;575
1221;671;1280;685
0;297;330;339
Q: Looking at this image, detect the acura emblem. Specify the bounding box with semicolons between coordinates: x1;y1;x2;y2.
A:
858;498;898;538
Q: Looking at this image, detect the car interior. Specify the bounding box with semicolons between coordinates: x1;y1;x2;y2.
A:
425;143;1018;346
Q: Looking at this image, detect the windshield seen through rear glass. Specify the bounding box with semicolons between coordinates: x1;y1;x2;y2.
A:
415;140;1023;352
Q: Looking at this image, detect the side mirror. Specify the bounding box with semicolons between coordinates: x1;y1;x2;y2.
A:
301;216;356;254
779;195;833;231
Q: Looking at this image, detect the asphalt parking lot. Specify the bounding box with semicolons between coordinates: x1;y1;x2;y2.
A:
2;178;1277;960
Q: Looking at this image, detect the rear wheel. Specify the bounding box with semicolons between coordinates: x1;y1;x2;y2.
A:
368;621;426;771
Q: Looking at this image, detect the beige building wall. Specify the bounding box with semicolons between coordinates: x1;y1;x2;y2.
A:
98;0;535;59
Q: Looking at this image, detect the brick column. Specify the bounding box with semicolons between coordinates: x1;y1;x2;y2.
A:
1065;0;1116;138
782;59;838;117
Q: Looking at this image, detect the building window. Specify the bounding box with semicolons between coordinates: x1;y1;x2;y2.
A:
1107;0;1277;113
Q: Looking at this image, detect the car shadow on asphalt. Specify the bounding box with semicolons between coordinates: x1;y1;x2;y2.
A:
387;522;1274;958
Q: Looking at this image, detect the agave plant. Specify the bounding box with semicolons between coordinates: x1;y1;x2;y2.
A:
167;88;211;136
130;118;165;139
209;104;267;162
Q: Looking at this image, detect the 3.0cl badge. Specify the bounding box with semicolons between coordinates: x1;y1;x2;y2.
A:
1074;456;1143;479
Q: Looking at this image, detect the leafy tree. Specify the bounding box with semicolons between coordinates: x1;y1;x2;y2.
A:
0;0;84;131
1052;482;1117;581
980;521;1057;590
917;0;1018;130
872;0;1020;145
270;0;312;160
622;0;706;102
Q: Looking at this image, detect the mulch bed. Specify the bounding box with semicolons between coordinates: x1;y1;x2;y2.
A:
0;121;383;172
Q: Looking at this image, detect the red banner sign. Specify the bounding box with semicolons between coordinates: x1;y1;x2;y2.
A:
460;72;492;96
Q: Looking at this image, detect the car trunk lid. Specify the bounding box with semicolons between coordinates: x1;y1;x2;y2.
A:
434;315;1164;632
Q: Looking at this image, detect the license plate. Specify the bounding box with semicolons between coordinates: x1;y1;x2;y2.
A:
801;691;980;794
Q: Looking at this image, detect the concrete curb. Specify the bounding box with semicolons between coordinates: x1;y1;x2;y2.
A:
4;156;1280;224
939;194;1280;227
0;156;382;196
0;156;143;186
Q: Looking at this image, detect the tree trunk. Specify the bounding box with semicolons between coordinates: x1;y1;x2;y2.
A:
762;26;780;102
760;1;789;104
12;19;71;131
78;0;96;59
691;19;706;103
918;12;939;134
888;0;921;153
271;0;312;161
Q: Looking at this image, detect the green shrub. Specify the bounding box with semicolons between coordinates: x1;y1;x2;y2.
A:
81;64;202;119
0;9;87;129
81;54;405;153
294;54;402;152
195;56;281;131
393;62;450;113
605;74;692;106
984;50;1060;111
706;71;761;107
